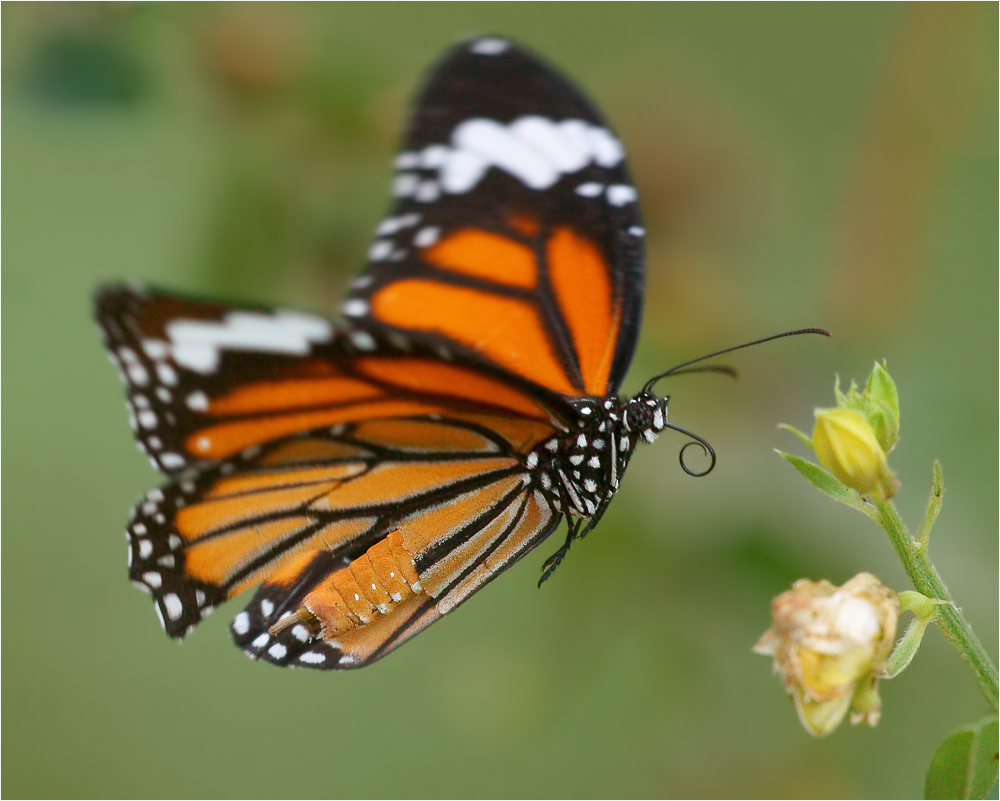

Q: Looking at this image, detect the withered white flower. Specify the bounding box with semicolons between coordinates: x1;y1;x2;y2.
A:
754;572;900;736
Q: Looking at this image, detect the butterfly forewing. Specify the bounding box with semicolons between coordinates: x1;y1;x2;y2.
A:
343;39;644;399
95;284;565;470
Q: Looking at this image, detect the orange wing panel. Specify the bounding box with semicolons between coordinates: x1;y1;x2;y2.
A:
437;489;553;614
185;399;441;459
447;411;558;453
351;418;500;454
310;457;515;512
547;227;620;396
185;517;373;597
417;492;524;597
206;463;366;499
177;484;334;540
266;547;325;587
259;438;368;466
355;357;553;419
424;229;537;288
368;283;577;395
184;515;315;587
395;473;525;562
228;519;374;597
210;377;380;415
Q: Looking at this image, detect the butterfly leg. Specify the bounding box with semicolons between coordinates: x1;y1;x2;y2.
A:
538;485;581;587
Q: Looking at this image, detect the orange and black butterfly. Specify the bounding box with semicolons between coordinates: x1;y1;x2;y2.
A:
95;38;823;669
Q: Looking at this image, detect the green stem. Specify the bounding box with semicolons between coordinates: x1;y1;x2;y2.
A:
873;499;998;712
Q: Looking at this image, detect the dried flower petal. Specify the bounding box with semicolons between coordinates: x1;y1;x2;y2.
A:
755;573;900;736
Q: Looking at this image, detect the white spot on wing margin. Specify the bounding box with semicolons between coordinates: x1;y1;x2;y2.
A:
420;116;625;196
469;38;509;55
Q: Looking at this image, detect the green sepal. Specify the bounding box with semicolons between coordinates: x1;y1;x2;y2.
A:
864;362;898;451
865;398;899;454
898;591;942;620
778;423;813;450
834;374;851;408
925;716;999;799
866;361;899;430
834;374;866;415
776;451;874;517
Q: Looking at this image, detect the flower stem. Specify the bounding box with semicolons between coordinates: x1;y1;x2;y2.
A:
873;499;998;712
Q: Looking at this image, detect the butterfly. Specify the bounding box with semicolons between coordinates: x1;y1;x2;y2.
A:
95;37;826;670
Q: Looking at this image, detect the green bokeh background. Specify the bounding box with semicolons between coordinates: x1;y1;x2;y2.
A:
3;4;996;798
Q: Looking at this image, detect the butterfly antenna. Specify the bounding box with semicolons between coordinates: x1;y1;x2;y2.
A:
643;328;830;395
667;364;739;380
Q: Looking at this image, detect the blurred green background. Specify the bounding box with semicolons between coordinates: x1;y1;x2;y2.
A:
3;3;996;798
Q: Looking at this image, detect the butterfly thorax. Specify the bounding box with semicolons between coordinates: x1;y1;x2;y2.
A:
529;392;669;519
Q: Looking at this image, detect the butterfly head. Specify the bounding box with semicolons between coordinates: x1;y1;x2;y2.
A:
622;392;669;445
619;390;716;478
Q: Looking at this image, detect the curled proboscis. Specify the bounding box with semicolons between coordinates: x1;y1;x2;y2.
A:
665;422;717;477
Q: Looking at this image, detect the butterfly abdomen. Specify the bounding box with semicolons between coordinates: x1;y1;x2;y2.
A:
292;530;422;637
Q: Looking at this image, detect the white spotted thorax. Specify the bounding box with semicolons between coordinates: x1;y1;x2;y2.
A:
529;393;669;519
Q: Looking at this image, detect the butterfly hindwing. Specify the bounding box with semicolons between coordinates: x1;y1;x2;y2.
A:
112;319;565;648
125;403;558;664
343;38;644;400
231;485;560;669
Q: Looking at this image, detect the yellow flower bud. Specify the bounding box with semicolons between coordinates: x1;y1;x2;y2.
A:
754;573;900;736
835;362;900;453
812;407;898;501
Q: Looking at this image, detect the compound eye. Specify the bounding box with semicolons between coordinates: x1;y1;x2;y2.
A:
623;401;652;433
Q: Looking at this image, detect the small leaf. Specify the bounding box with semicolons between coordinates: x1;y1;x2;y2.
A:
776;451;872;515
917;461;944;551
884;610;935;679
925;716;999;799
885;593;948;678
778;423;813;450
